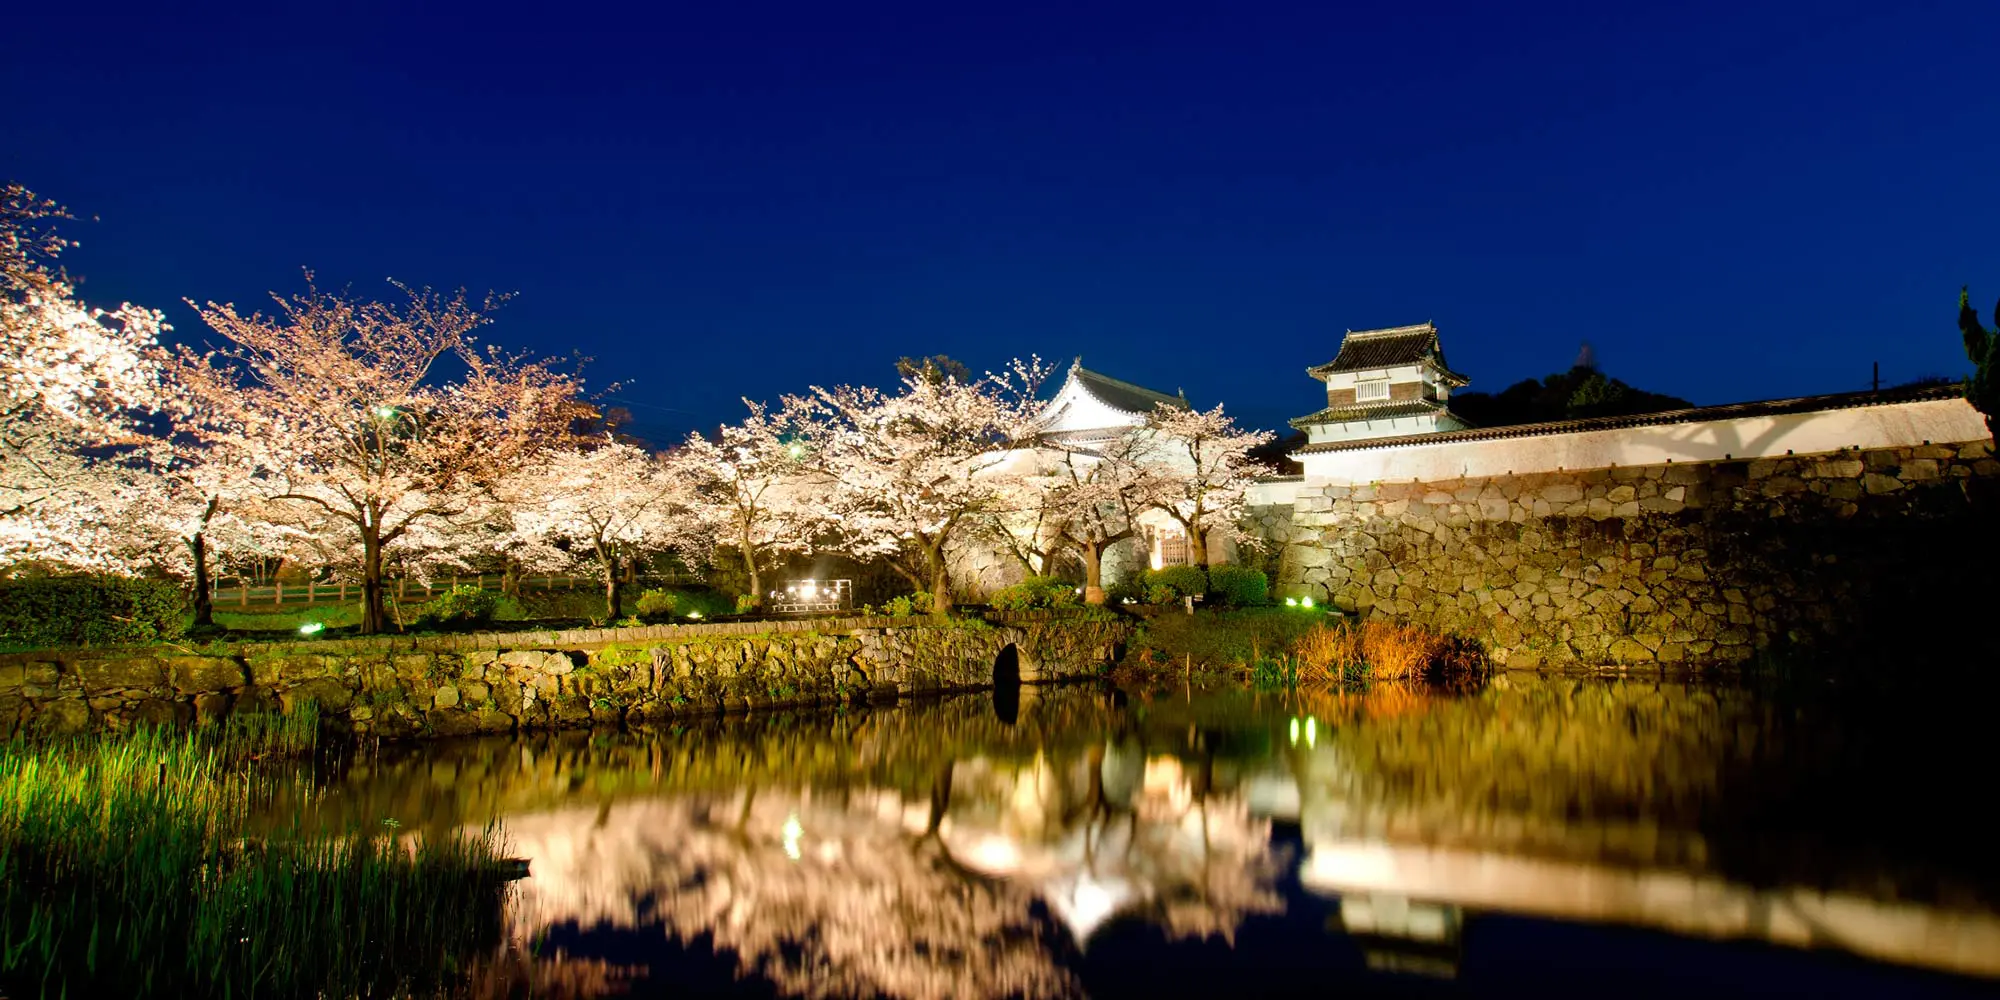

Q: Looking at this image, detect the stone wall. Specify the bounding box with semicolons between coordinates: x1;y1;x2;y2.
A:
1262;440;2000;669
0;613;1130;739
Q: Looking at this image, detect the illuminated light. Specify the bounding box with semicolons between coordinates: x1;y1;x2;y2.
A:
787;443;804;459
801;583;817;598
375;405;396;419
1285;597;1299;607
1074;587;1083;595
686;610;702;620
298;622;325;635
1302;596;1315;609
967;836;1023;873
1306;716;1317;749
1289;717;1300;745
782;813;803;861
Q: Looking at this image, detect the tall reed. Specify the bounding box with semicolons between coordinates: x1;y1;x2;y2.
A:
0;714;509;998
1290;620;1482;682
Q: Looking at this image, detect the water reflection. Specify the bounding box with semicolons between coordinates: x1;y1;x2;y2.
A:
290;678;2000;998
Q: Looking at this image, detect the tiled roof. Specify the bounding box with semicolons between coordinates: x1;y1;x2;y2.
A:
1288;400;1448;429
1307;322;1467;384
1290;384;1964;456
1070;364;1186;415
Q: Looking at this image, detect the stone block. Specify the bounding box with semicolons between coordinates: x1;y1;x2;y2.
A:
38;699;90;734
167;656;246;693
425;709;480;737
77;657;163;693
1542;483;1584;504
1608;638;1654;663
433;684;460;709
282;677;352;713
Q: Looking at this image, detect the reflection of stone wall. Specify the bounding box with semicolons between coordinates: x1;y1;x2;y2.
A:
0;614;1130;739
1261;442;2000;667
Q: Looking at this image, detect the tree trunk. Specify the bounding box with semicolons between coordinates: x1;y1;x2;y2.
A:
1081;540;1107;605
188;531;214;628
601;550;623;620
359;523;388;634
739;522;763;610
927;539;953;618
1188;522;1210;568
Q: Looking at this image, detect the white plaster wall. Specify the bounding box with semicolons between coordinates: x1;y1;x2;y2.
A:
1296;397;1987;485
1304;411;1461;444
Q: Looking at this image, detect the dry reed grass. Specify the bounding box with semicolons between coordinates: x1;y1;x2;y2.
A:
1289;620;1483;681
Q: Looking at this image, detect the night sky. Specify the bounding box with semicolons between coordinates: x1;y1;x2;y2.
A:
6;1;1999;444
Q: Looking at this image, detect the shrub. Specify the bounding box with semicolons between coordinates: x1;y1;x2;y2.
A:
1106;573;1148;605
634;588;678;618
0;576;190;648
493;590;605;622
412;585;497;628
882;591;936;618
1205;565;1268;607
636;587;734;621
989;576;1083;611
1143;565;1208;602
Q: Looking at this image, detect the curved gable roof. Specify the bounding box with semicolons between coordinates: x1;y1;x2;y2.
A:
1069;364;1186;415
1307;322;1467;384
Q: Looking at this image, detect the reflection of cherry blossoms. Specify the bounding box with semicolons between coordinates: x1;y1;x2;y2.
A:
942;750;1286;946
500;789;1080;1000
494;746;1286;1000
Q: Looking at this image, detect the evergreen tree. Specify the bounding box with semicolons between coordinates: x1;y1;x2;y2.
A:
1959;287;1999;437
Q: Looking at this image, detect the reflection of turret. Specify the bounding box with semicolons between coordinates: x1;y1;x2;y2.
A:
1332;892;1464;979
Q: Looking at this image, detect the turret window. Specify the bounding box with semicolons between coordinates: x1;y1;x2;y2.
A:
1355;380;1390;402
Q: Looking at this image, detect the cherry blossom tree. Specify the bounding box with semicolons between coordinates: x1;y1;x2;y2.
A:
497;438;691;620
671;396;828;610
1033;430;1170;604
1143;403;1273;567
1;184;168;527
813;358;1050;615
171;275;593;633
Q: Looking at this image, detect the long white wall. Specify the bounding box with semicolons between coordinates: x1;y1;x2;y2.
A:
1294;396;1986;486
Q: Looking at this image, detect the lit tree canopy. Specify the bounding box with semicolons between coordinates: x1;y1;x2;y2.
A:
497;438;692;620
813;357;1051;614
1142;403;1273;567
172;275;593;633
672;395;830;609
1;184;168;530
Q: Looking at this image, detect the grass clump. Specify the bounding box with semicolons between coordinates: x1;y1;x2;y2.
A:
0;713;508;998
1115;607;1323;680
1290;620;1486;682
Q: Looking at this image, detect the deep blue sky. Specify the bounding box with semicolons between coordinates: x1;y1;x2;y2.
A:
6;1;1999;442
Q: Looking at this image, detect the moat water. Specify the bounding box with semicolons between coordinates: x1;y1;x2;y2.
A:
283;676;2000;998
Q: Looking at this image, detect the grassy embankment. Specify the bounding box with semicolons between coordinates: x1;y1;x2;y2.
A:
0;709;510;999
1116;607;1484;686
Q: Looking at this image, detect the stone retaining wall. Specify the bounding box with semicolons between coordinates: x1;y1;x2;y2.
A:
0;613;1130;739
1259;440;2000;669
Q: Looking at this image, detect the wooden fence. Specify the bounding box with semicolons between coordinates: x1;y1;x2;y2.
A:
207;573;699;609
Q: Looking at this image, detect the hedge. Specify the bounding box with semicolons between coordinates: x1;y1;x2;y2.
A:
0;576;190;648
